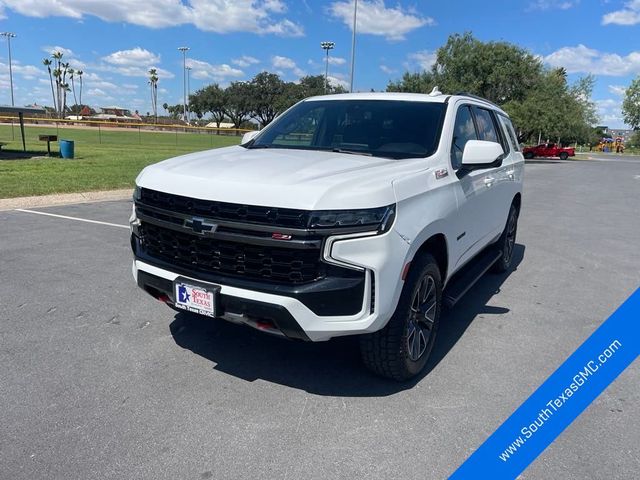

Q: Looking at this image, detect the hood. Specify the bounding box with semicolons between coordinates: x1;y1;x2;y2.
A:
136;145;424;210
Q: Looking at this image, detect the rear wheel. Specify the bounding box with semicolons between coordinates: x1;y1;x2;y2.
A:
524;151;534;159
360;254;442;381
559;152;569;160
492;203;519;273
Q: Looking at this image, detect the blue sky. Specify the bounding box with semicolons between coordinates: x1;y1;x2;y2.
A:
1;0;639;127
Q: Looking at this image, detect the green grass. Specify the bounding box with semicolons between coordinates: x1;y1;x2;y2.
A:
0;123;240;198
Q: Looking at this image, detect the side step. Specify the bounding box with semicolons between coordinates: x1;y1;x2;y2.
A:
443;248;502;308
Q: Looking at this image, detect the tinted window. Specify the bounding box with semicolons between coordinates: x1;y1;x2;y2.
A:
451;106;477;169
498;114;520;152
249;100;446;159
473;107;499;143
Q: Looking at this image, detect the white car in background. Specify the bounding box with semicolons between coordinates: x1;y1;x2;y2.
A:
130;91;524;380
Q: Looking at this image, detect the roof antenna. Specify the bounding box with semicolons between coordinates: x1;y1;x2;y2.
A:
428;86;441;96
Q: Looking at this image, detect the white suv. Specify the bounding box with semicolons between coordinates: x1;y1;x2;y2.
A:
130;91;524;380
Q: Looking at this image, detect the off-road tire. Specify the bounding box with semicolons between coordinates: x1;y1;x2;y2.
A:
360;254;442;381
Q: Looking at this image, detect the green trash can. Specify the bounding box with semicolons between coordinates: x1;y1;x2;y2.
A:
59;139;75;159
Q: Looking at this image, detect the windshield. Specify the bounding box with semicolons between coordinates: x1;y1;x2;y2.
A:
246;99;446;159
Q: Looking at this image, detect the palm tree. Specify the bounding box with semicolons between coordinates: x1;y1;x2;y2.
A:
51;51;64;117
68;68;79;114
148;68;159;123
42;58;57;114
77;70;84;108
162;102;169;115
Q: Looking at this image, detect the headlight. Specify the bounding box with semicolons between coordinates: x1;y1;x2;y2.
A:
308;205;395;233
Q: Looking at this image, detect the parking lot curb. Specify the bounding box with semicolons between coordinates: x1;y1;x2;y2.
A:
0;189;133;211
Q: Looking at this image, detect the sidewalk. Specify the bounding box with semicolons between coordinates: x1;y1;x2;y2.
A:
0;188;133;211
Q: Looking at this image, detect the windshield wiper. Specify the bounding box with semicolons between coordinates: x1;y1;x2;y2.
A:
246;144;271;149
331;148;372;156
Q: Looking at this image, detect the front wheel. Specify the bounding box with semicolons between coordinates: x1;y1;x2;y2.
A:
524;151;534;159
360;254;442;381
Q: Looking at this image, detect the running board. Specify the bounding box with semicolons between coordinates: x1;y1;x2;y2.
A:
443;248;502;308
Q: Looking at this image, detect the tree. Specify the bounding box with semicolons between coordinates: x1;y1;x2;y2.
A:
189;84;227;129
224;81;253;129
248;71;285;127
166;104;184;119
76;70;84;108
503;72;596;144
388;32;542;104
42;58;57;114
148;68;159;122
622;76;640;129
388;33;597;144
162;102;169;115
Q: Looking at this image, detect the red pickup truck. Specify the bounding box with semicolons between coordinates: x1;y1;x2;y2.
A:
522;143;575;160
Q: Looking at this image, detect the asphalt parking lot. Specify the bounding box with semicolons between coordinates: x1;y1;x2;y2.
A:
1;156;639;479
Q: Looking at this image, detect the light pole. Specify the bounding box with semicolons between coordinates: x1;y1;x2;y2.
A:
178;46;189;123
320;41;335;93
1;32;16;106
186;65;192;123
349;0;358;92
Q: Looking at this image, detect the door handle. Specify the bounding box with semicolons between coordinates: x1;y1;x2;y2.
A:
484;177;495;187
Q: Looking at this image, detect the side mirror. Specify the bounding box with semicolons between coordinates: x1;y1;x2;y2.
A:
241;130;259;145
461;140;504;169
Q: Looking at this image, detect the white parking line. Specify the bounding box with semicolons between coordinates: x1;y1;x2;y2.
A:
15;208;129;229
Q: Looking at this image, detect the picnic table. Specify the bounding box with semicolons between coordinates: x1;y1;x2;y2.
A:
38;135;58;156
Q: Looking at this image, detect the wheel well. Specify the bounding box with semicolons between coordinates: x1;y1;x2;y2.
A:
512;192;522;214
415;234;448;282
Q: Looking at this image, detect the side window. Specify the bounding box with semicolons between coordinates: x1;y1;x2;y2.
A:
498;114;520;152
450;106;477;170
473;107;500;143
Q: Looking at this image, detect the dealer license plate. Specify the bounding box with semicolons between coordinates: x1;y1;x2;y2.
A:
173;279;220;318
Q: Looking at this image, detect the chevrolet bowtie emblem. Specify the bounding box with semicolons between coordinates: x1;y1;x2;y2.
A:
184;217;217;235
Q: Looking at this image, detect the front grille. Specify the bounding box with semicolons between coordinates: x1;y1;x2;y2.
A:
140;188;311;229
138;223;323;284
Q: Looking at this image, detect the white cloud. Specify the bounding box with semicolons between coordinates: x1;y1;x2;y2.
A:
186;59;244;82
608;85;627;96
528;0;579;11
272;55;305;77
406;50;437;71
232;55;260;68
41;45;87;68
327;74;349;89
379;64;396;75
595;98;625;127
103;47;160;66
87;88;108;97
328;0;434;41
544;44;640;76
328;56;346;66
602;0;640;25
99;47;173;78
0;0;303;36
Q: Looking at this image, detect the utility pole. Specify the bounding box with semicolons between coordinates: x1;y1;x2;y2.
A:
349;0;358;92
1;32;16;106
178;46;190;123
321;42;335;93
186;65;192;123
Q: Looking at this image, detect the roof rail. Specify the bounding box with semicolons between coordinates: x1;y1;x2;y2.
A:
453;92;501;110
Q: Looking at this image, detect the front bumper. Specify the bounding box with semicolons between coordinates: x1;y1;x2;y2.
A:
132;225;409;341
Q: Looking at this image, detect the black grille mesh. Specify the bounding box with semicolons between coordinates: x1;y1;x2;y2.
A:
139;223;322;284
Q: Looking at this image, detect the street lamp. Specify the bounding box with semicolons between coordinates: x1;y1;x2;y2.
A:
186;65;192;123
177;46;190;123
320;41;335;93
349;0;358;93
1;32;16;106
